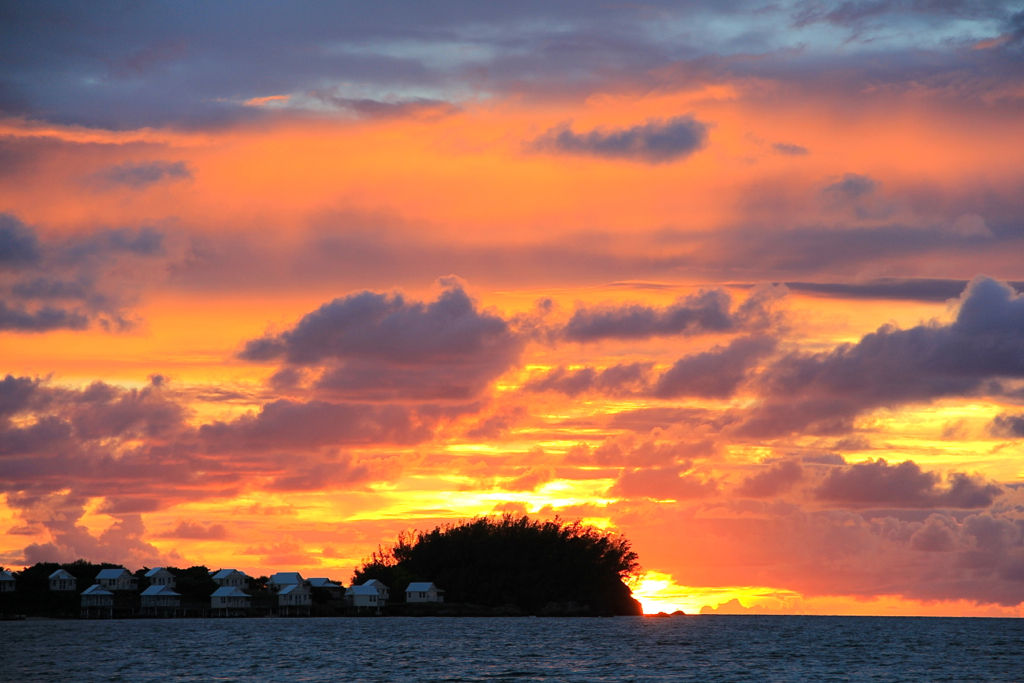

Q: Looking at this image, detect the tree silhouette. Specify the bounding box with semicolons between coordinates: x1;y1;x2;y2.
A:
353;514;642;615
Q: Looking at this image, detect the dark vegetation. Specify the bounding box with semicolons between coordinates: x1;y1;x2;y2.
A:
353;514;643;615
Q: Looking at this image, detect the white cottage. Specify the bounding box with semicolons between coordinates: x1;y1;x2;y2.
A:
144;567;176;588
278;583;312;615
141;585;181;610
267;572;305;593
362;579;390;602
345;584;382;611
211;568;248;589
211;586;251;614
405;582;444;603
0;569;15;592
49;569;77;591
96;568;138;591
81;584;114;618
308;577;343;599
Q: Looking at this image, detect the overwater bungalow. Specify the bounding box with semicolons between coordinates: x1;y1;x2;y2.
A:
144;567;176;588
0;569;15;592
211;586;251;616
141;585;181;616
308;577;344;599
95;568;137;591
211;568;248;589
405;582;445;603
277;583;312;616
48;569;77;592
80;584;114;618
267;572;305;593
362;579;389;603
345;584;382;612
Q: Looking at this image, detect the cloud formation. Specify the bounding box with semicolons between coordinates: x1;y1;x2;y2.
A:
95;160;192;188
0;214;164;332
815;459;1002;509
529;115;709;164
741;277;1024;436
242;280;523;400
561;286;783;343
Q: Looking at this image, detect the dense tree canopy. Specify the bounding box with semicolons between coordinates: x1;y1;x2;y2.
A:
353;514;642;615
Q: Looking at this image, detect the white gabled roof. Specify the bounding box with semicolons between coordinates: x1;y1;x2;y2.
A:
268;572;304;584
81;584;113;596
278;583;309;595
144;567;171;578
96;568;132;580
49;569;75;580
346;585;379;596
211;569;247;580
406;582;439;592
0;569;15;581
363;579;388;589
141;585;180;597
211;586;249;597
307;578;340;588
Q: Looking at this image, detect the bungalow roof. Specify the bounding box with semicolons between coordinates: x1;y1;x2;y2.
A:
81;584;113;596
307;578;340;588
49;569;75;580
95;568;131;580
211;569;247;580
141;585;180;597
211;586;248;598
406;582;439;592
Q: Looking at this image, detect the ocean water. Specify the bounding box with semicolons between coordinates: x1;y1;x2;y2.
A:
1;615;1022;682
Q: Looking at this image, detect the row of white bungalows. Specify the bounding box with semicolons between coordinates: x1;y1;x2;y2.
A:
0;570;15;592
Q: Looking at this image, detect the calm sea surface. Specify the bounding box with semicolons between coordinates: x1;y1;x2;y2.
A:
2;616;1022;682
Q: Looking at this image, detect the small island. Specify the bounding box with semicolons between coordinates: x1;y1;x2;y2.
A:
355;514;643;616
0;514;643;618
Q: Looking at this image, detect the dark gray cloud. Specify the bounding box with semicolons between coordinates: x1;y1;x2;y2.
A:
0;302;89;332
242;281;523;401
990;413;1024;437
529;115;709;164
740;277;1024;437
823;173;878;199
198;399;431;450
781;278;1024;302
561;285;782;343
158;520;228;540
0;214;165;333
773;142;808;155
654;335;776;399
815;458;1002;509
524;363;651;397
0;214;40;266
95;160;192;189
735;460;803;498
1;1;1021;130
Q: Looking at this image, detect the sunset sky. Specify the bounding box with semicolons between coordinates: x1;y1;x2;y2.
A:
2;1;1024;616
